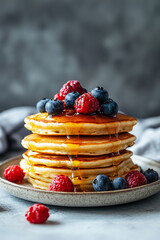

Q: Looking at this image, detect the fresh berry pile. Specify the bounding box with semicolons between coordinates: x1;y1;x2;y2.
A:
36;80;118;116
4;165;25;183
92;168;159;192
25;203;49;224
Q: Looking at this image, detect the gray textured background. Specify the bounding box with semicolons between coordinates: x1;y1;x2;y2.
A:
0;0;160;117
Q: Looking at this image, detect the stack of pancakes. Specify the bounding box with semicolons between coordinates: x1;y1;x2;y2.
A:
20;111;139;191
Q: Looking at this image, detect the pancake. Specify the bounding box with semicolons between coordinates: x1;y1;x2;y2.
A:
20;157;136;180
21;133;136;155
22;133;136;156
24;112;137;136
23;150;133;168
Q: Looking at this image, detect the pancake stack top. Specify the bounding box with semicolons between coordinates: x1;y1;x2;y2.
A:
20;81;139;192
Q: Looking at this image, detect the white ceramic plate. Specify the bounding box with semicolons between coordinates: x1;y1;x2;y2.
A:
0;155;160;207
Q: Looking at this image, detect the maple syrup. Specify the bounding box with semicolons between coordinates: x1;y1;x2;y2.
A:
36;111;135;125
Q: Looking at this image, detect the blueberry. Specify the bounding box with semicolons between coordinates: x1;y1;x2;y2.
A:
100;98;118;116
45;99;63;115
92;174;111;191
111;177;126;190
91;87;108;105
143;168;159;183
65;91;80;108
36;98;50;113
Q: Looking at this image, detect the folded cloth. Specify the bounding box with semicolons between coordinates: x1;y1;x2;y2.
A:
130;116;160;162
0;107;36;154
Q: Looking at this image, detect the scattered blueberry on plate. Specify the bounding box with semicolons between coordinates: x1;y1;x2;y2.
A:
92;174;111;191
111;177;126;190
143;168;159;183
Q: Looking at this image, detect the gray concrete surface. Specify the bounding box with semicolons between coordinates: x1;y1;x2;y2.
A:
1;190;160;240
0;0;160;117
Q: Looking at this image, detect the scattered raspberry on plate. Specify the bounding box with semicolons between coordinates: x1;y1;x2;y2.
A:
4;165;25;183
125;170;147;188
49;175;74;192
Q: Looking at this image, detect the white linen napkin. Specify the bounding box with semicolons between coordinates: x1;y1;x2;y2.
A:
0;107;36;154
130;116;160;161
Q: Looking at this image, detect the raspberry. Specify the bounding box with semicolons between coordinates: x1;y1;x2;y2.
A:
49;175;74;192
125;170;147;188
59;80;85;100
4;165;25;183
54;93;64;101
25;204;49;224
74;93;99;114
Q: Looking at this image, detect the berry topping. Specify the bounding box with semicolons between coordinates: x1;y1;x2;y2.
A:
49;175;74;192
65;91;80;109
36;98;50;113
100;98;118;116
4;165;25;183
111;177;126;190
54;93;64;101
125;170;147;188
143;168;159;183
92;174;111;191
74;93;99;114
45;99;63;115
59;80;85;100
25;204;49;224
91;87;108;105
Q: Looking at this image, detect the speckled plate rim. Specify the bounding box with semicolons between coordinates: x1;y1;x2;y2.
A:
0;155;160;207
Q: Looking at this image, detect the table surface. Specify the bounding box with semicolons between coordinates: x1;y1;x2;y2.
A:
1;150;160;240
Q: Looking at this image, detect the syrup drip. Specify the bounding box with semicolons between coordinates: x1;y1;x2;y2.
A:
65;135;81;192
64;111;82;192
109;122;121;175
